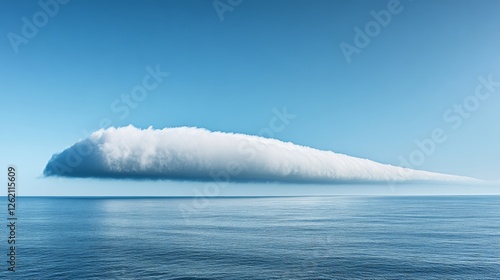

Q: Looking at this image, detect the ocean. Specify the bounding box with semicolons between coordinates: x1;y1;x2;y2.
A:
1;196;499;279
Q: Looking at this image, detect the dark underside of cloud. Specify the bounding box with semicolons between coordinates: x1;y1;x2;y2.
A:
43;126;476;184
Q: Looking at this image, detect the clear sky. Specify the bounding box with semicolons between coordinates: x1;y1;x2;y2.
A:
1;0;500;196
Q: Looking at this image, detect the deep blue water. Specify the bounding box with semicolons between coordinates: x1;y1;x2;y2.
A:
1;196;499;279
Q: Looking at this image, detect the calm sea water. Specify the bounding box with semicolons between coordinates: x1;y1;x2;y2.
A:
1;196;499;279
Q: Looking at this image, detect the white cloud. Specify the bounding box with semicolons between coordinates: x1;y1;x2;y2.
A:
43;125;477;184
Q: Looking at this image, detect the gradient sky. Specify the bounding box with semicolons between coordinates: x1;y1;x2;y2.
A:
1;0;500;196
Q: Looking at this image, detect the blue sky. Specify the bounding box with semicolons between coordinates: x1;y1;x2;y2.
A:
1;0;500;196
